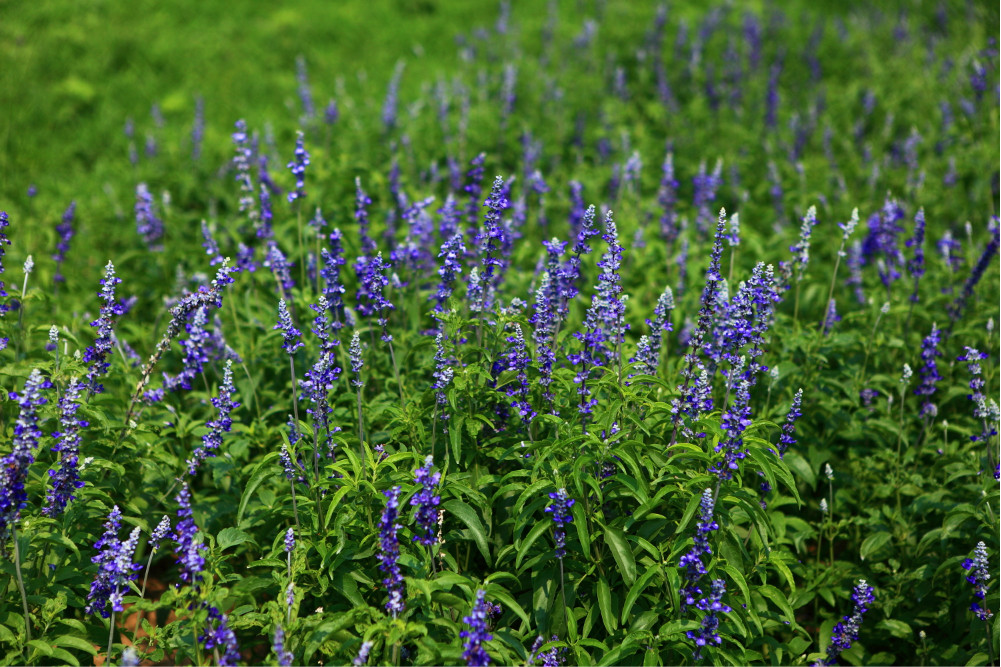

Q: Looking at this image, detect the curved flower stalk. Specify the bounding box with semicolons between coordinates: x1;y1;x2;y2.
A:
815;580;875;666
461;589;493;667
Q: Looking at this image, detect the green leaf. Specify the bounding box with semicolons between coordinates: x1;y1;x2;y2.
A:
621;565;660;624
860;531;892;561
485;584;530;628
516;520;550;570
758;584;796;626
444;499;492;566
674;491;703;536
570;499;591;556
216;527;254;551
53;635;96;654
604;525;637;586
237;452;278;525
597;577;617;634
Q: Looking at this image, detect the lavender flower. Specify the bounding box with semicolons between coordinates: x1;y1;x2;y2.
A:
461;589;493;667
135;183;164;251
84;262;124;394
777;389;803;457
862;197;906;288
688;578;731;660
431;233;465;312
815;580;875;666
233;120;257;224
287;130;310;204
474;176;510;313
382;61;404;132
150;515;171;553
822;299;840;335
545;488;575;559
432;333;454;426
710;361;752;481
201;605;240;666
949;225;1000;324
962;541;995;621
86;507;142;618
790;206;818;282
43;377;87;517
679;489;718;613
174;483;207;588
187;360;239;475
53;201;76;285
359;252;395;341
378;486;405;617
914;325;943;417
593;210;627;363
274;624;293;666
275;299;303;355
349;331;364;389
692;160;723;235
353;641;373;666
1;370;51;539
905;208;927;302
410;456;442;546
500;324;535;423
0;211;10;325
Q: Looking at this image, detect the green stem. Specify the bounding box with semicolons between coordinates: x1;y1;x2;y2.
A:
12;525;31;644
107;610;116;664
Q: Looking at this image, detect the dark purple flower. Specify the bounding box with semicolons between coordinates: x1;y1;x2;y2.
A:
710;360;752;481
431;233;465;313
174;483;207;588
83;261;124;395
948;224;999;324
679;489;718;613
905;208;927;303
461;589;493;667
274;299;303;355
149;515;171;553
265;242;296;301
135;183;164;251
692;160;723;235
777;389;803;458
962;541;994;621
85;506;142;618
688;578;731;660
359;253;395;342
274;624;293;666
463;153;487;233
201;605;240;666
53;201;76;284
378;486;405;617
815;580;875;666
410;455;441;546
545;488;575;559
1;369;51;538
287;130;310;204
914;325;943;417
862;197;906;288
43;377;87;517
473;176;510;314
187;360;239;475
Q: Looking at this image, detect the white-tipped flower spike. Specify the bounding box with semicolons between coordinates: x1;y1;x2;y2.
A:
23;255;33;276
901;363;913;384
820;498;829;513
824;463;834;480
881;302;890;314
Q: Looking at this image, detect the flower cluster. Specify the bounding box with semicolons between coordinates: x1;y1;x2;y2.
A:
135;183;164;251
43;377;88;516
680;489;719;612
378;486;405;617
545;488;575;559
273;624;293;666
1;369;52;539
83;261;124;395
687;578;731;660
53;201;76;285
287;130;310;203
914;325;943;417
201;605;240;666
962;541;994;621
85;506;142;618
174;483;207;588
461;589;493;667
274;299;303;355
410;456;442;546
187;360;239;475
816;580;875;666
432;333;454;427
777;389;804;457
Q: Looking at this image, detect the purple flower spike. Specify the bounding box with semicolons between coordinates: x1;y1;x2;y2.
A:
815;580;875;666
545;488;575;559
275;299;303;355
43;377;88;517
378;486;405;617
135;183;164;251
274;624;293;666
174;483;207;589
461;589;493;667
962;541;995;621
687;578;731;660
679;489;718;613
410;455;442;546
86;507;142;618
187;360;239;475
53;201;76;284
1;369;52;538
287;130;310;204
83;261;124;395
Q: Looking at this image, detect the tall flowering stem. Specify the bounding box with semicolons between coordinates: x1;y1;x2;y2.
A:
431;333;454;454
671;210;726;445
777;389;804;458
962;541;995;661
688;579;731;661
378;486;405;618
815;580;875;666
86;506;141;661
410;456;442;550
135;183;164;251
958;347;999;479
275;298;303;449
187;360;239;475
461;590;493;667
174;483;207;591
680;489;718;614
84;261;124;396
53;201;76;291
822;208;859;332
232;120;258;227
546;488;575;627
2;369;52;538
914;325;943;421
44;377;87;516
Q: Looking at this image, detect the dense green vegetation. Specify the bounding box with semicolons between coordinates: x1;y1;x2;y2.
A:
0;1;998;666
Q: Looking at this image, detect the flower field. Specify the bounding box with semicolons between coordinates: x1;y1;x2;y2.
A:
0;1;998;665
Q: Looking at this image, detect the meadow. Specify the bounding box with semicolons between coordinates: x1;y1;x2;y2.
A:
0;0;999;665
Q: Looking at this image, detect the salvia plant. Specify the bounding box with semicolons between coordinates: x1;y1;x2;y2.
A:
0;2;998;666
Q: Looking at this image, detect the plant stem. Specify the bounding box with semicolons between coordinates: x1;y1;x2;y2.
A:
12;525;31;644
387;340;406;408
107;610;116;663
356;386;365;477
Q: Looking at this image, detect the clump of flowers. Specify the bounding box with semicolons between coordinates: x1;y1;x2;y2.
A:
378;486;405;618
545;488;575;559
85;506;142;618
410;456;442;546
461;589;493;667
962;541;994;621
815;579;875;666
